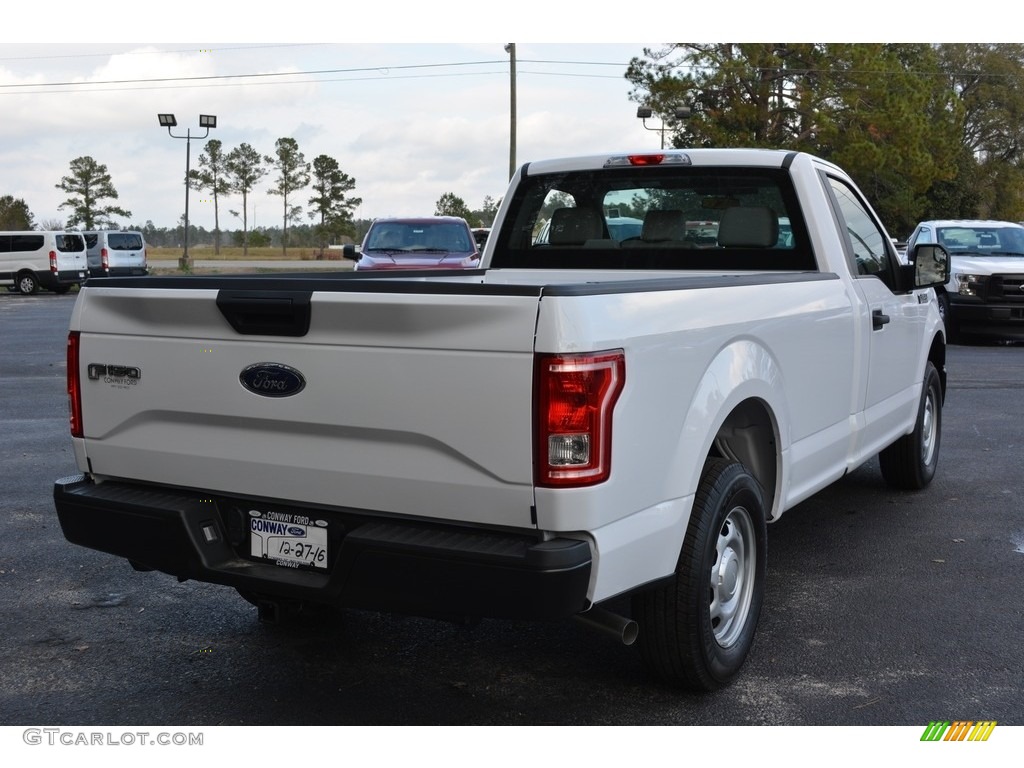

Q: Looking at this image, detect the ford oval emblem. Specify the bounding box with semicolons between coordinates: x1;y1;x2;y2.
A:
239;363;306;398
287;526;305;536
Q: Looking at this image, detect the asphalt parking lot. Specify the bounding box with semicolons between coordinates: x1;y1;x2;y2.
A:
1;290;1022;729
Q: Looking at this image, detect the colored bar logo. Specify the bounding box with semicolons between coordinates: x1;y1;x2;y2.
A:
921;721;997;742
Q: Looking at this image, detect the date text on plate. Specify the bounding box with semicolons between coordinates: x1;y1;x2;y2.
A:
249;510;328;569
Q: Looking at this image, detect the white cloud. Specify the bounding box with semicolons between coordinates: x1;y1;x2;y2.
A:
2;43;658;228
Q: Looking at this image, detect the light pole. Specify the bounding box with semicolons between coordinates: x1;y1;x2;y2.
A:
505;43;517;180
636;106;691;149
158;113;217;270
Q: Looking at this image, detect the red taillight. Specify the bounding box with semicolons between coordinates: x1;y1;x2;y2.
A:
67;331;83;438
100;247;109;272
535;350;625;487
49;250;58;273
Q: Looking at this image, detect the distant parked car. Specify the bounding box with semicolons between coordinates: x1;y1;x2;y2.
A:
343;216;480;271
472;228;491;250
906;219;1024;342
83;230;148;278
605;215;643;241
0;230;87;294
890;237;908;260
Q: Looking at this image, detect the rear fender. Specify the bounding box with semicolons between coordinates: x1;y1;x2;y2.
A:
672;340;786;520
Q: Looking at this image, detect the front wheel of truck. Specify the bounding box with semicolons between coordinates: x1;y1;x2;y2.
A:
632;458;767;691
879;360;942;490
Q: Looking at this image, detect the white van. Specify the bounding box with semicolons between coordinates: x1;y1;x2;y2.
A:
0;231;88;295
83;230;148;278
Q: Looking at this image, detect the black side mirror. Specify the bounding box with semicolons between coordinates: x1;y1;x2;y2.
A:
910;243;950;288
342;243;361;262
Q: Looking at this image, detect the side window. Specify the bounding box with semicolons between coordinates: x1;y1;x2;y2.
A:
907;225;928;250
826;176;897;286
906;227;917;250
11;235;45;252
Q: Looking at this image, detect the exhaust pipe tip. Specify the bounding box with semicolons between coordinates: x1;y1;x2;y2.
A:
575;604;639;646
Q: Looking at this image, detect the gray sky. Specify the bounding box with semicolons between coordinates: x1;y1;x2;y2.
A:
0;41;664;230
0;5;998;231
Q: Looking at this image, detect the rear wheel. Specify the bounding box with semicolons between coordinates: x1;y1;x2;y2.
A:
632;458;767;690
16;272;39;295
879;361;942;490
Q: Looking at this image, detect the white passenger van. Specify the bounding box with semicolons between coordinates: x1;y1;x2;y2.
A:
83;230;148;278
0;231;88;295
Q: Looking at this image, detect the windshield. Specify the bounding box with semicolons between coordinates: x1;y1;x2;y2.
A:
365;221;474;253
492;166;814;271
937;225;1024;256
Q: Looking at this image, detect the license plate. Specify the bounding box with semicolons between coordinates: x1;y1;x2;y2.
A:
248;510;328;569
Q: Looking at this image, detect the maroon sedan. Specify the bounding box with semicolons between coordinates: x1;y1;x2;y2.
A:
344;216;481;271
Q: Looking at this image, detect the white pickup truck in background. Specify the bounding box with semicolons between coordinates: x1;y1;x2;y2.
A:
905;218;1024;342
55;149;950;690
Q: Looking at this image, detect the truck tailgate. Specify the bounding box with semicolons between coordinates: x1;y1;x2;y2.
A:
73;284;542;528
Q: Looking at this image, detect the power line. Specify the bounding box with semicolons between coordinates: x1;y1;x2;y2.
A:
6;70;516;96
0;59;508;90
0;59;631;96
0;43;327;64
0;55;631;90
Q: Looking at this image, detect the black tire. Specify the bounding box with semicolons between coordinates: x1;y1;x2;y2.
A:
16;272;39;295
632;458;767;691
879;361;942;490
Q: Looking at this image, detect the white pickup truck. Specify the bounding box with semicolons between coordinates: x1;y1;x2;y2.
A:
55;149;950;690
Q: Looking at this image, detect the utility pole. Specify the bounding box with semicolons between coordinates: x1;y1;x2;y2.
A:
505;43;517;180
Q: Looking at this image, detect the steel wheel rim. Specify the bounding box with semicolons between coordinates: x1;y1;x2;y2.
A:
921;386;937;466
709;504;757;648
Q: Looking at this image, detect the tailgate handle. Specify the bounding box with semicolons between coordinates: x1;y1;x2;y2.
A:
216;290;312;337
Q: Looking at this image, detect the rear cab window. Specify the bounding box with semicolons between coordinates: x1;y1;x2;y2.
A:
490;165;815;271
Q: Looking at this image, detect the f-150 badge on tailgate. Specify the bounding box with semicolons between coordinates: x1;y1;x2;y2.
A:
87;364;141;389
239;363;306;397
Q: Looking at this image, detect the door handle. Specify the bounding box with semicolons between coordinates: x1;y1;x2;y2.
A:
872;309;891;330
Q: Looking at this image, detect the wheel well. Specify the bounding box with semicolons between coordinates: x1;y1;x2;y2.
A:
709;399;779;519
